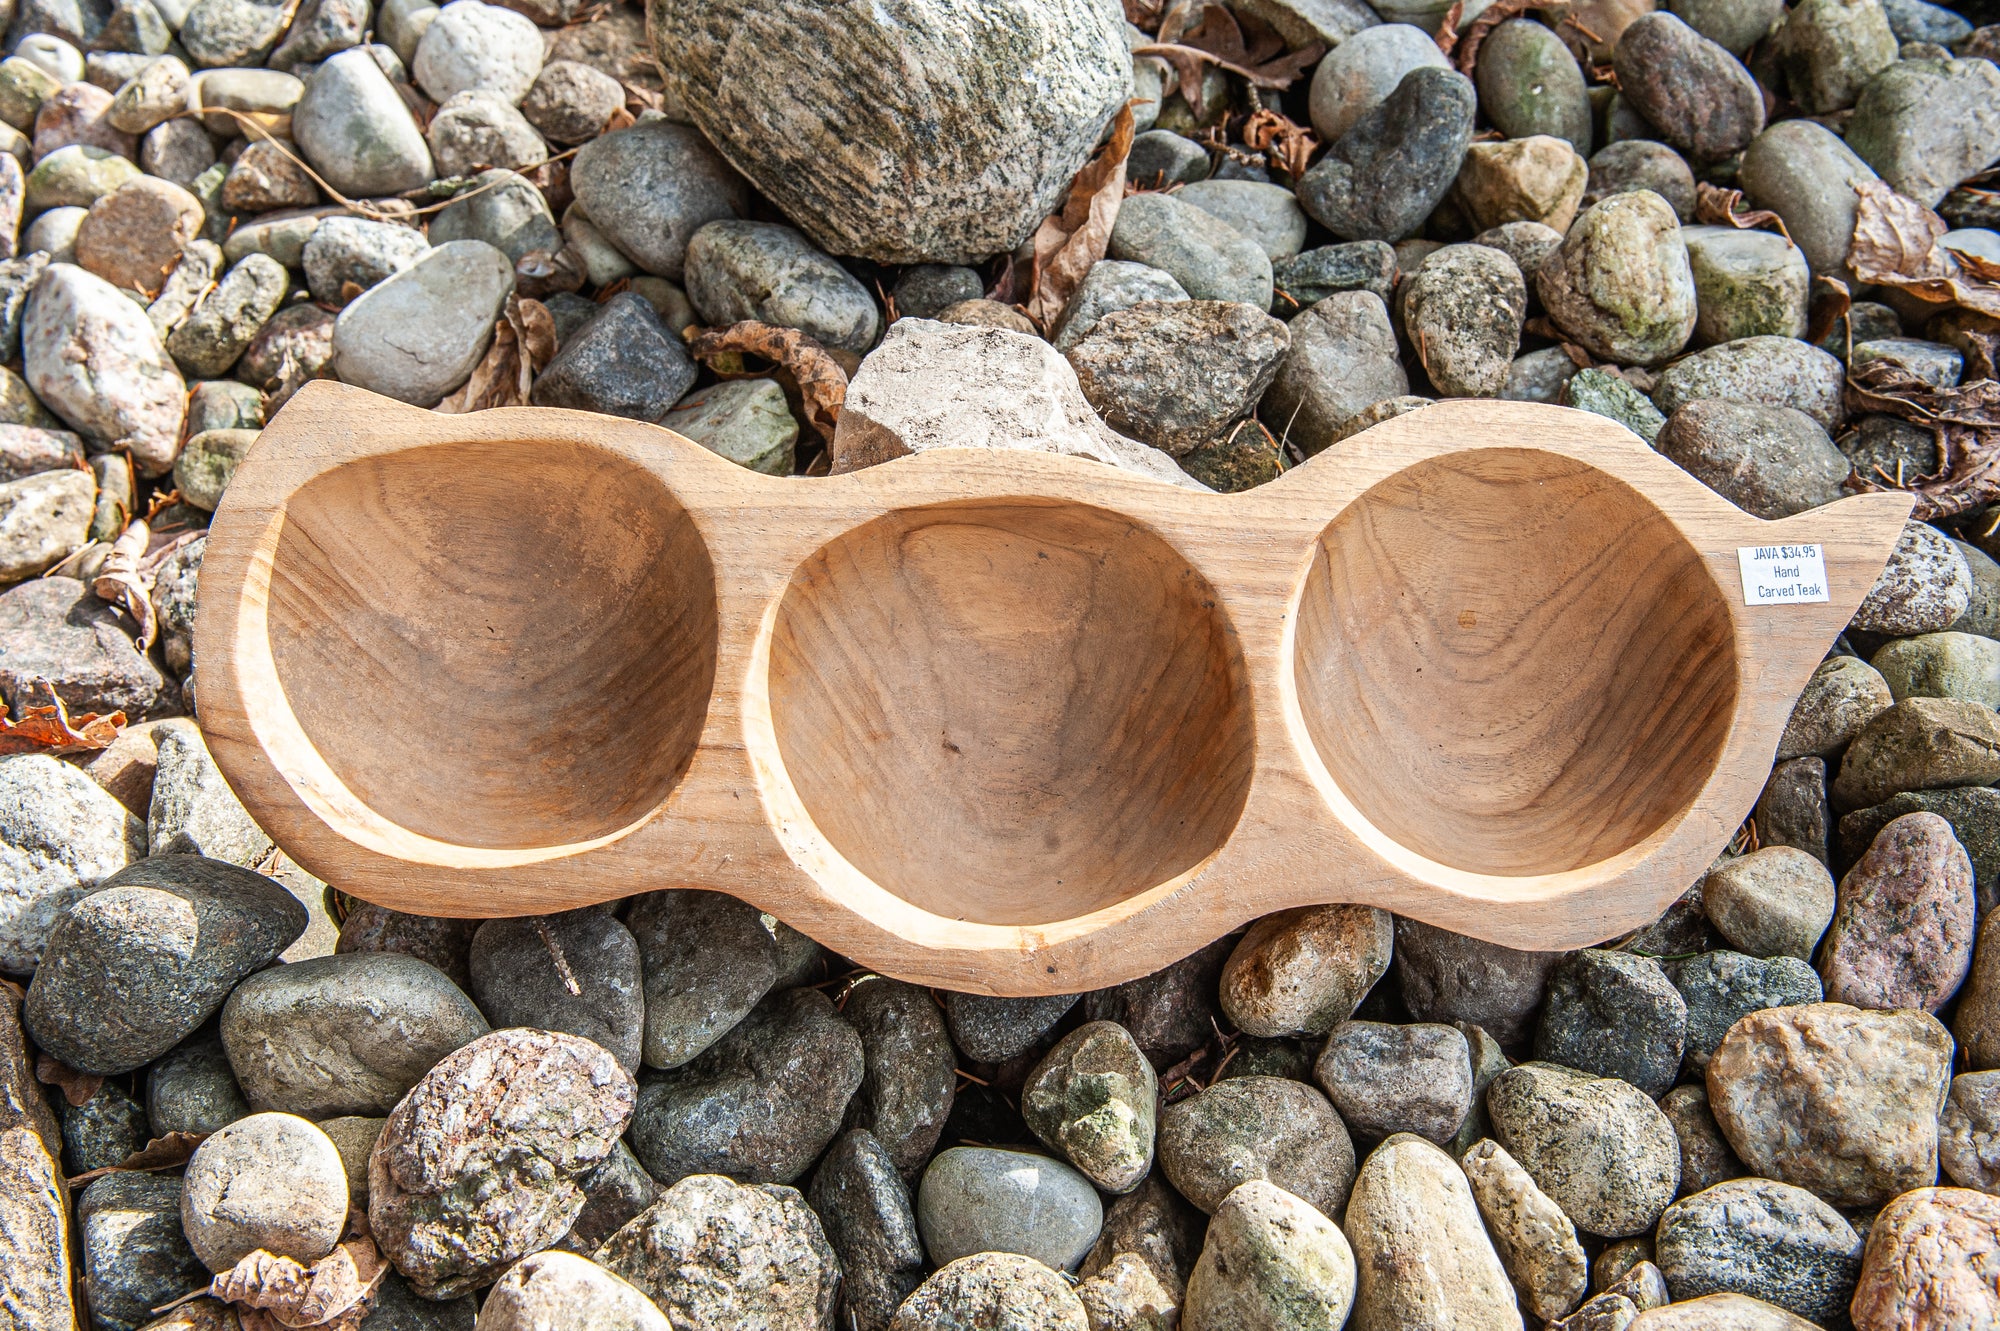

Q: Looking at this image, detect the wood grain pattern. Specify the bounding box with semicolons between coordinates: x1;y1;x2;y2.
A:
193;383;1912;994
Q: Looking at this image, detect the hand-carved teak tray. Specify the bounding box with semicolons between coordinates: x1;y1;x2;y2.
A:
194;381;1911;995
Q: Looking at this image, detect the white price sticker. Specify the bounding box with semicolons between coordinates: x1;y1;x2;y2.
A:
1738;544;1830;606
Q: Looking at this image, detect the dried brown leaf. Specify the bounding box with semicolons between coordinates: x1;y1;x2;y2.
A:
0;681;124;756
1694;181;1791;241
1027;103;1135;328
214;1213;387;1331
434;295;556;413
35;1054;101;1108
1844;359;2000;519
688;321;849;442
66;1131;209;1190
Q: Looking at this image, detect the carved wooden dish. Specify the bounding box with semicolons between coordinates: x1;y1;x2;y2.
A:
194;382;1911;994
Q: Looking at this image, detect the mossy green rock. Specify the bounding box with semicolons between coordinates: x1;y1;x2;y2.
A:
1563;366;1666;442
1873;632;2000;709
1022;1021;1158;1194
1684;225;1811;344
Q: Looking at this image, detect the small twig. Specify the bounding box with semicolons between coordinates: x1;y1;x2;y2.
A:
534;918;582;997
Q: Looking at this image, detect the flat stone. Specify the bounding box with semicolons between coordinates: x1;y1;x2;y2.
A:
1157;1075;1354;1218
25;854;302;1074
220;950;490;1118
1489;1062;1681;1237
1345;1133;1521;1331
1706;1001;1953;1208
370;1029;634;1299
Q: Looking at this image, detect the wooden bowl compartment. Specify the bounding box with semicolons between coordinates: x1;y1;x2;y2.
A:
1294;448;1737;876
766;499;1254;926
264;437;718;850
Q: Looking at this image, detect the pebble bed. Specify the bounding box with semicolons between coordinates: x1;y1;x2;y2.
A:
1;0;2000;1327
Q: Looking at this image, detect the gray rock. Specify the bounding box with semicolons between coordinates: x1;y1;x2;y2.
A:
1535;949;1688;1097
1344;1133;1520;1331
1108;192;1272;307
1684;226;1812;345
1157;1074;1355;1217
660;377;797;474
890;1252;1088;1331
474;1250;670;1331
808;1129;925;1331
594;1173;841;1331
1174;179;1307;262
21;261;183;475
427;168;558;263
58;1081;145;1173
941;991;1079;1064
1708;1001;1953;1208
1739;119;1881;279
1049;259;1187;351
1614;12;1766;161
426;89;546;178
683;219;879;354
1183;1179;1355;1331
1779;655;1894;760
413;0;542;104
1833;695;2000;808
519;59;623;146
1703;846;1838;959
1270;240;1397;314
1306;21;1451;143
181;1112;348;1271
1539;192;1697;364
627;888;777;1069
77;1173;205;1331
649;0;1129;264
529;291;694;421
1258;289;1408;455
629;987;863;1187
1403;243;1525;397
221;950;489;1117
301;214;428;305
568;119;747;281
1489;1062;1682;1237
1854;521;1975;635
331;239;513;405
146;1028;248;1136
1462;1137;1589;1321
1565;366;1669;441
1776;0;1899;114
1660;1188;1863;1328
0;752;143;976
1938;1069;2000;1192
1022;1020;1157;1193
1656;400;1847;518
1477;18;1591;151
25;855;302;1075
371;1029;635;1298
1395;916;1565;1045
1653;335;1845;430
165;251;286;378
916;1146;1104;1272
1065;298;1288;456
293;46;434;196
469;908;643;1072
1585;140;1698;220
1298;66;1476;242
1315;1019;1472;1143
1668;951;1824;1072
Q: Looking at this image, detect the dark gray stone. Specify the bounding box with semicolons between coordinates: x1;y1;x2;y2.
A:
1296;66;1476;242
808;1128;925;1331
1535;949;1688;1097
469;907;644;1073
528;292;696;421
629;987;863;1187
26;855;307;1075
